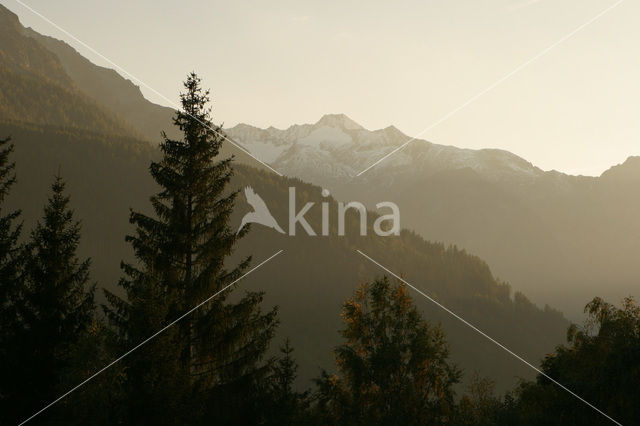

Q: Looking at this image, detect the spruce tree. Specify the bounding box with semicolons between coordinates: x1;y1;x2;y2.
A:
2;174;95;423
0;137;21;324
0;136;24;423
265;339;311;425
0;137;20;321
105;72;278;425
0;136;21;301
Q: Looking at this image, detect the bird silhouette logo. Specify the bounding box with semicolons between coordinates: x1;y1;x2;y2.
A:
237;186;285;234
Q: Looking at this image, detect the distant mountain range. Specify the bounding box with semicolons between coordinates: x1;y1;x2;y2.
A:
227;113;544;185
227;114;640;318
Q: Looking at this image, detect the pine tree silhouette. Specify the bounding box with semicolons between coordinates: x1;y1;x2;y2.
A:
105;73;278;425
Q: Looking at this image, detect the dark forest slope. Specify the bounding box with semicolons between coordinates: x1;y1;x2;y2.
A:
0;4;138;137
1;120;567;392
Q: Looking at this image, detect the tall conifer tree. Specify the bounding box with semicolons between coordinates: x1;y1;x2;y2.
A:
0;137;21;325
0;136;24;423
2;174;95;423
265;339;311;424
0;137;20;326
0;136;21;298
105;73;278;425
24;174;95;404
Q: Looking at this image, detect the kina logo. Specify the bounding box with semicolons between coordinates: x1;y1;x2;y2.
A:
238;186;400;237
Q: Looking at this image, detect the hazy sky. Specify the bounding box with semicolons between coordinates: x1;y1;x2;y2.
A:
5;0;639;175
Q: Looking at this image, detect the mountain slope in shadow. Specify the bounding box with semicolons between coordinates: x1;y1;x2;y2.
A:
228;115;640;318
1;120;567;393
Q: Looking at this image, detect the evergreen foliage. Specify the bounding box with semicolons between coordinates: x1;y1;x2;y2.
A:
1;173;95;424
0;135;24;422
0;136;21;325
104;73;278;425
265;339;311;425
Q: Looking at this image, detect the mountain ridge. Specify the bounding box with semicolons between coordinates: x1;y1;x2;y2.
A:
600;156;640;182
0;3;141;138
226;113;640;317
230;113;640;181
227;113;546;186
22;26;179;142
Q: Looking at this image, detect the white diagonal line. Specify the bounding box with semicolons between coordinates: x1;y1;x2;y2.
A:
19;249;284;426
355;0;625;177
356;249;622;426
12;0;283;177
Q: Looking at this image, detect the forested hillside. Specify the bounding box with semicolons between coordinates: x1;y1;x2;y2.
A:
23;26;179;142
0;120;567;392
0;4;138;137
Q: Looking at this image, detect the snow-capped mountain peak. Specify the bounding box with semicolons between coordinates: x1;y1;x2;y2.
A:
225;114;544;190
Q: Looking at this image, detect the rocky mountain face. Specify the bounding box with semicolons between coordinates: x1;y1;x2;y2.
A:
228;114;640;318
227;113;544;191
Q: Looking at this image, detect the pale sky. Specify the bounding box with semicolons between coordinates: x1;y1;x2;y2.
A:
4;0;639;176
